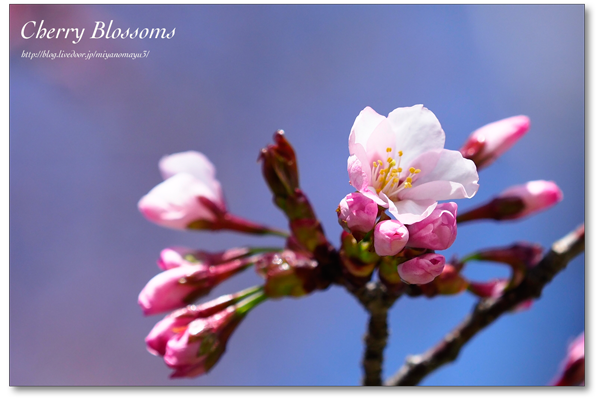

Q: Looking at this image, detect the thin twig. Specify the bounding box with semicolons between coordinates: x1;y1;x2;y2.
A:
384;224;585;386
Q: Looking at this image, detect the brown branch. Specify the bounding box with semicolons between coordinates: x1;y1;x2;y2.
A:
385;223;585;386
341;281;403;386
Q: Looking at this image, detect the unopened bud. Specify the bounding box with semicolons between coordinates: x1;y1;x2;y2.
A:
255;250;322;298
397;253;445;285
464;242;543;287
457;181;563;223
337;192;378;239
138;255;256;316
258;130;299;199
424;263;468;296
374;220;409;256
460;115;530;169
406;202;457;250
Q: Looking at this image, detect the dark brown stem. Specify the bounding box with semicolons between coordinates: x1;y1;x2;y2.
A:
384;224;585;386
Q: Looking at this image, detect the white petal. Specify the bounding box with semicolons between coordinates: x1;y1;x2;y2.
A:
389;199;438;225
138;173;217;230
349;107;386;152
159;151;216;182
387;105;446;165
348;155;369;191
403;150;479;201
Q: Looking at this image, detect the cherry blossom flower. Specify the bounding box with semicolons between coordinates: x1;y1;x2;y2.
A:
348;105;479;225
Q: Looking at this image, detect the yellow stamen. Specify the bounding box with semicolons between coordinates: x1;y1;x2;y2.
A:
409;167;416;174
386;147;392;153
404;183;412;188
398;151;403;157
406;177;412;183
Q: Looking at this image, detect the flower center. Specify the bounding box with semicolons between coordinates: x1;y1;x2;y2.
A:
371;147;421;200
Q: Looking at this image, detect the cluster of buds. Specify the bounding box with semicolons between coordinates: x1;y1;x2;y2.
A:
139;131;338;378
337;193;458;285
145;286;266;378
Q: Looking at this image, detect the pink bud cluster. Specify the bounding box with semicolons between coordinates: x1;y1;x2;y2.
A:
337;193;459;284
144;288;264;378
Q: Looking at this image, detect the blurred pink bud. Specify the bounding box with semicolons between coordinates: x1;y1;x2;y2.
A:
497;180;563;220
164;308;237;378
552;333;585;386
397;253;445;284
374;220;409;256
138;151;226;230
164;291;266;378
337;192;379;238
138;256;255;316
457;180;563;223
467;278;534;312
145;287;260;357
460;115;530;169
157;247;253;271
406;202;457;250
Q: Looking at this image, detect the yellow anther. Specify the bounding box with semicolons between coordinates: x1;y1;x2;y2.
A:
404;183;412;189
386;147;392;153
379;170;385;176
409;167;416;174
414;169;421;174
387;157;393;163
397;167;402;173
377;160;383;166
372;162;377;168
398;151;403;157
393;178;399;184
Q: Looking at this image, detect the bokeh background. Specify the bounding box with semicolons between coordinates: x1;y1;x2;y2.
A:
9;4;584;386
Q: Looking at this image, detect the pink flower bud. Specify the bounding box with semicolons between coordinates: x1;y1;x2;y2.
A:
157;247;253;271
374;220;409;256
163;308;238;378
138;257;255;316
457;180;563;223
138;151;226;230
467;278;534;312
337;192;379;237
497;180;563;220
460;115;530;169
139;151;285;236
406;202;457;250
138;264;211;316
397;253;445;284
145;287;263;373
552;333;585;386
163;291;266;378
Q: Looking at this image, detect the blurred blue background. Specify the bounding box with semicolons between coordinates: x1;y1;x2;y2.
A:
9;4;584;386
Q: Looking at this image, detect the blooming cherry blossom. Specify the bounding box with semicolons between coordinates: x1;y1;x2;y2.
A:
348;105;479;224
